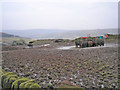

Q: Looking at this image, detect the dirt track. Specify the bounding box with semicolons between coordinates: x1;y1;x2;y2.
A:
2;43;118;88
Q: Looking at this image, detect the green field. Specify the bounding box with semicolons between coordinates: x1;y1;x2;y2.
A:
1;37;31;45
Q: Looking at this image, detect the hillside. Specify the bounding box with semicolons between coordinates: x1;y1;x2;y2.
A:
0;32;31;45
3;29;118;39
0;32;19;37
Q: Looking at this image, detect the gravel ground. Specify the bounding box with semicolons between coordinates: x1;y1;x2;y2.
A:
2;43;118;88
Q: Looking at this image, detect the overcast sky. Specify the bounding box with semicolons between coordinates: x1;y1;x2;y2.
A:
1;0;118;30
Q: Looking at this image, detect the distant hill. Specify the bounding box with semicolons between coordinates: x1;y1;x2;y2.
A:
0;32;19;37
0;32;31;45
3;28;118;39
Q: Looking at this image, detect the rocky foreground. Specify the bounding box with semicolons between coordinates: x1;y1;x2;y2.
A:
2;43;118;88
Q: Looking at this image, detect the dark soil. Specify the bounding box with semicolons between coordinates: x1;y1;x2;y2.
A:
2;42;118;88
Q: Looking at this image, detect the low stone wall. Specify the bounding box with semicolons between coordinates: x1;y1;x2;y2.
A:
1;68;41;89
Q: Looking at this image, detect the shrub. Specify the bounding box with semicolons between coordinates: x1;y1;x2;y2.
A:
4;74;18;88
1;68;41;89
12;77;29;89
19;80;34;88
29;83;41;88
1;72;15;88
24;82;34;88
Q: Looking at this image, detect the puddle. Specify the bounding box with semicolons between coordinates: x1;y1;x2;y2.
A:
57;46;75;50
57;43;118;50
41;44;50;47
25;44;50;48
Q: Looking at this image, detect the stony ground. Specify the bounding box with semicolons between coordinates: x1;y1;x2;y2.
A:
2;42;118;88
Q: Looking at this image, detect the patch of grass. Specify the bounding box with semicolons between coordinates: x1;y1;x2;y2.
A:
64;66;68;68
114;80;118;83
57;84;84;90
24;82;34;88
19;80;34;88
3;74;19;88
29;83;41;88
1;37;31;45
77;64;82;67
95;60;100;63
84;62;87;65
20;68;24;72
47;68;51;71
98;65;109;71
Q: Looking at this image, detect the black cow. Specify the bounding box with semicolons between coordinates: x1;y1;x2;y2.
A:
75;40;88;48
95;39;104;46
80;41;88;48
88;39;97;47
75;41;81;47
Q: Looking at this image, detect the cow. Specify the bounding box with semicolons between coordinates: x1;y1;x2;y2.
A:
80;41;88;48
95;39;104;46
87;40;94;47
87;39;98;47
75;39;103;48
75;41;81;47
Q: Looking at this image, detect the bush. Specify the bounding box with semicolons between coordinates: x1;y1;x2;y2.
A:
0;68;41;89
4;74;18;88
19;80;34;88
12;77;29;88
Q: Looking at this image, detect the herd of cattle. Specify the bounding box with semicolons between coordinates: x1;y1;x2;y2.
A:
75;39;104;48
27;39;104;48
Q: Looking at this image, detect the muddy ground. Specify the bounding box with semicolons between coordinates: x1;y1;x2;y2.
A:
2;42;118;88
